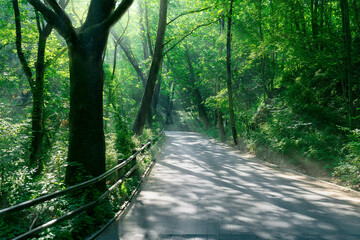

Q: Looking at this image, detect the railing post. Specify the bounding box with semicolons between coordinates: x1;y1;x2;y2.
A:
132;150;139;177
118;159;124;179
132;150;137;168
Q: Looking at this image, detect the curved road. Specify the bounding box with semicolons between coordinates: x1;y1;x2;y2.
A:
96;131;360;240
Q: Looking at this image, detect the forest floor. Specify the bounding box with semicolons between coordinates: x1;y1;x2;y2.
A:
96;131;360;240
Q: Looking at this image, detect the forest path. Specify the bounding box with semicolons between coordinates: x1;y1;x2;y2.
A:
96;131;360;240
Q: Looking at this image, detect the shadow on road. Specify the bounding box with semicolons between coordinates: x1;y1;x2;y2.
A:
96;131;360;240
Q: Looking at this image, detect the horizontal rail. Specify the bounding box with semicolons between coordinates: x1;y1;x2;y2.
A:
3;130;164;240
0;130;163;217
13;159;142;240
0;144;147;216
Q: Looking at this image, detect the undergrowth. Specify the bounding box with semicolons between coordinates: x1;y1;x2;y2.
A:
0;118;163;240
202;97;360;190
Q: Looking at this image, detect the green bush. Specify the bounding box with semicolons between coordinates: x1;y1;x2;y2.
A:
333;130;360;187
242;97;344;172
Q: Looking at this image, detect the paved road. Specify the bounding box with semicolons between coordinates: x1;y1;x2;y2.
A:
96;131;360;240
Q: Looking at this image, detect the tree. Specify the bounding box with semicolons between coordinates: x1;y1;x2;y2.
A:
340;0;355;129
226;0;238;145
217;18;226;142
184;45;210;129
132;0;168;135
12;0;68;173
26;0;134;188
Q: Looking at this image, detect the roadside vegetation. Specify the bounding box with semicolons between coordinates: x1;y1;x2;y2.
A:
1;0;359;238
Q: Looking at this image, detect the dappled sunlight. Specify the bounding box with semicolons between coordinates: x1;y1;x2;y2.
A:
97;131;360;240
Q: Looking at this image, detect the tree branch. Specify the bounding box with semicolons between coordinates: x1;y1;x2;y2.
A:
112;30;147;86
145;0;153;56
167;5;215;26
163;19;217;57
12;0;35;89
44;47;67;68
102;0;134;30
111;11;130;46
35;10;43;33
26;0;60;28
27;0;77;43
71;1;83;25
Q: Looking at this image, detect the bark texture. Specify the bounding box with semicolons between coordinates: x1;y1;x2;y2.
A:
27;0;134;188
132;0;168;135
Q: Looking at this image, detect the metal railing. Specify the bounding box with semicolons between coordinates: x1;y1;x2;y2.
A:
0;131;164;240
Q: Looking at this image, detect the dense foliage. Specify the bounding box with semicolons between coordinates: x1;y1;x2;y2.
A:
0;0;359;238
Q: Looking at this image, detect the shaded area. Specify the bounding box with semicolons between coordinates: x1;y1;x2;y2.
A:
96;131;360;240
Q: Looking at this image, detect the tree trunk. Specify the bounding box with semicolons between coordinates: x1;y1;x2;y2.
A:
104;40;118;131
217;18;226;142
152;69;162;113
311;0;319;48
258;0;269;102
138;0;150;66
340;0;355;129
226;0;238;145
132;0;168;135
194;88;210;130
65;42;107;188
145;0;154;56
185;49;210;130
217;82;226;142
354;0;360;32
27;0;134;194
118;38;147;86
216;82;226;142
13;0;54;173
29;29;51;171
165;81;175;124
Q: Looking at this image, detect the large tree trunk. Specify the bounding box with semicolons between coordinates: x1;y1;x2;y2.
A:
27;0;134;188
132;0;168;135
226;0;238;145
65;34;108;188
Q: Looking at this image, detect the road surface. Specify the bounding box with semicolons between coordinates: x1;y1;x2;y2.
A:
96;131;360;240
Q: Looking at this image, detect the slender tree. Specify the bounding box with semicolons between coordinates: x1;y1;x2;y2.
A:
112;32;147;86
138;0;151;68
340;0;355;129
185;46;210;129
132;0;168;135
12;0;68;173
27;0;134;188
217;18;226;142
226;0;238;145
